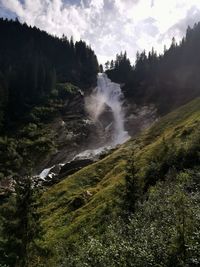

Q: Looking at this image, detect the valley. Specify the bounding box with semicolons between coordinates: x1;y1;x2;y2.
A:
0;18;200;267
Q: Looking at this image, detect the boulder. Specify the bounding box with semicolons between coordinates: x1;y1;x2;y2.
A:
58;158;94;179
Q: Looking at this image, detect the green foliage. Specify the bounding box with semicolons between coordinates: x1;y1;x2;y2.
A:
0;137;23;178
124;151;140;213
0;78;85;178
61;170;200;267
26;82;79;124
0;77;81;179
143;125;200;192
1;83;200;265
106;23;200;115
56;83;79;98
106;51;132;83
0;18;98;130
28;98;200;266
0;176;40;267
30;106;57;122
0;123;55;178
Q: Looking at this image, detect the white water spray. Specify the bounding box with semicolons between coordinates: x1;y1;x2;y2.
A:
37;74;130;180
86;73;129;145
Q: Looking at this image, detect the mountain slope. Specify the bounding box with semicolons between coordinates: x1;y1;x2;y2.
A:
106;23;200;115
0;18;99;132
33;97;200;266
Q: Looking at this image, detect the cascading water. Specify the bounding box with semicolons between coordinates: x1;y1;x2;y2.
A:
37;73;130;181
92;73;129;145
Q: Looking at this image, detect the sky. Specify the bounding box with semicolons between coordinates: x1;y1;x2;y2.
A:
1;0;200;65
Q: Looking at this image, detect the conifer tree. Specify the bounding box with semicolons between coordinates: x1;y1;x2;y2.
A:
124;152;140;213
0;176;38;267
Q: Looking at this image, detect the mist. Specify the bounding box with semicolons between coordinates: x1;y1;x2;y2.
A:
85;73;129;146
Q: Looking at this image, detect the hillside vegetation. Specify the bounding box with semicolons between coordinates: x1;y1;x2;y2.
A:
1;18;200;267
0;18;100;179
0;18;99;132
106;22;200;115
0;82;84;179
24;97;200;266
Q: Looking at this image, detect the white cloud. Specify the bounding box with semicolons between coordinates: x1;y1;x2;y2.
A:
1;0;200;64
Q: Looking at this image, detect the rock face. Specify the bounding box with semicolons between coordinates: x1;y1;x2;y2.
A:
0;77;158;197
124;103;157;137
58;159;93;179
35;90;105;173
35;145;115;186
36;160;93;186
34;79;158;181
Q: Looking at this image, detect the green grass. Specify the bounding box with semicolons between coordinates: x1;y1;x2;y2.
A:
34;97;200;265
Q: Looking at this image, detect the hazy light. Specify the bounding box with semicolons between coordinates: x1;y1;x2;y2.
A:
1;0;200;64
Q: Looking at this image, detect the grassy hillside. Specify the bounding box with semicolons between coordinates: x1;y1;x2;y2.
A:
29;97;200;266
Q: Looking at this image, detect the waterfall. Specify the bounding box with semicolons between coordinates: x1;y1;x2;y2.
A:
92;73;129;145
37;73;129;181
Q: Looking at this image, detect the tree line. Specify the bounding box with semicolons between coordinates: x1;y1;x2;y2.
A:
0;18;99;132
106;23;200;114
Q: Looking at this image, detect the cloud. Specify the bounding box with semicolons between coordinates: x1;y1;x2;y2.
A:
163;6;200;40
1;0;200;64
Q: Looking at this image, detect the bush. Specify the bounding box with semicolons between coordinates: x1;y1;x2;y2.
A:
58;170;200;267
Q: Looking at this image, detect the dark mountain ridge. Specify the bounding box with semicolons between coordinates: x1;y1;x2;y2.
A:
0;18;99;132
106;22;200;115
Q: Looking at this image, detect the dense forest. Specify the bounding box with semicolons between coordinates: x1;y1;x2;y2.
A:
0;17;200;267
106;22;200;114
0;18;99;132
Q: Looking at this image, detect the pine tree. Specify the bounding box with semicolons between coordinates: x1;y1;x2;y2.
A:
110;60;114;69
99;64;104;73
124;152;140;213
105;61;110;70
0;18;99;130
0;176;39;267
